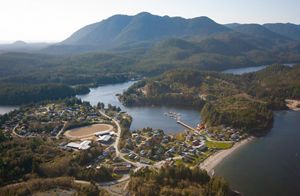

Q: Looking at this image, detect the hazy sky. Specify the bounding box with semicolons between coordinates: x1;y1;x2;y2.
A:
0;0;299;43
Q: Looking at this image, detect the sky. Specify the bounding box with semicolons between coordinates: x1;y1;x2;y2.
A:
0;0;299;43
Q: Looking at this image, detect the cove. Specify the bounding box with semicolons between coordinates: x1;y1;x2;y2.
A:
214;111;300;196
77;81;201;134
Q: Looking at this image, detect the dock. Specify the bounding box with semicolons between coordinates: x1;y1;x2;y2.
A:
176;120;196;131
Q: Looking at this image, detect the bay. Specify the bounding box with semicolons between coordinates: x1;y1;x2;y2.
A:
214;111;300;196
77;81;201;134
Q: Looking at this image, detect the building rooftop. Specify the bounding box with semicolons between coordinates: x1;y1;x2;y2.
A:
98;135;112;142
66;140;91;150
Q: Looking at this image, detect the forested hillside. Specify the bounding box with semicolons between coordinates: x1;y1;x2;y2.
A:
121;64;300;133
129;165;238;196
1;13;300;105
0;83;75;105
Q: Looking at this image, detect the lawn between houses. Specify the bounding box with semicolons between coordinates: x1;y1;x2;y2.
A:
206;140;234;149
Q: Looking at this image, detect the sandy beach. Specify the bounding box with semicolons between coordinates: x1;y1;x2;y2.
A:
200;137;254;175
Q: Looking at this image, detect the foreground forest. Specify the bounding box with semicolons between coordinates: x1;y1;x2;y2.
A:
129;165;238;196
120;64;300;133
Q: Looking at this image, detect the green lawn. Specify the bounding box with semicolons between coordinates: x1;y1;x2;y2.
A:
206;140;233;149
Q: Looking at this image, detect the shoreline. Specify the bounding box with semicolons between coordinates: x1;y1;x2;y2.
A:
200;137;254;175
285;99;300;111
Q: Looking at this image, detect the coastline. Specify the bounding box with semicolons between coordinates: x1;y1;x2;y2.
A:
200;137;254;175
285;99;300;111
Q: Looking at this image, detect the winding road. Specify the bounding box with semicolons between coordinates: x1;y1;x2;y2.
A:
99;110;149;168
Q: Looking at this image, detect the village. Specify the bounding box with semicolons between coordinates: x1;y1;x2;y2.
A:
0;98;246;180
119;122;245;166
0;98;111;138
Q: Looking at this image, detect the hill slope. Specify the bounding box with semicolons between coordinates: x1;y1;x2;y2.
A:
264;23;300;41
120;64;300;133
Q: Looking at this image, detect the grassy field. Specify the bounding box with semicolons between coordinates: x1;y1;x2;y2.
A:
206;140;234;149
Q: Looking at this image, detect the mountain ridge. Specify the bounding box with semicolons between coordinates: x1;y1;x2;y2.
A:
42;12;300;59
54;12;230;52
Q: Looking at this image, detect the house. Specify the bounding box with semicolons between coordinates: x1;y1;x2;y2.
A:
140;158;150;164
59;142;67;147
183;155;194;162
192;140;200;146
108;146;116;153
131;133;138;138
127;138;133;145
102;151;109;157
140;150;146;156
231;133;239;140
193;142;207;151
121;148;130;153
129;153;136;159
113;162;132;168
186;135;193;141
196;123;206;130
113;166;131;174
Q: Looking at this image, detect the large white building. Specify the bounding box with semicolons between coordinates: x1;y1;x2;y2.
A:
97;135;112;143
94;130;115;136
66;140;91;150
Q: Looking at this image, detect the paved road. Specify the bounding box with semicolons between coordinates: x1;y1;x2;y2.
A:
97;110;183;191
56;121;67;139
99;110;149;168
98;174;130;186
11;124;24;138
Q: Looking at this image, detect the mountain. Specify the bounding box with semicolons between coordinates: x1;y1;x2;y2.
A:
225;23;242;28
0;41;51;54
44;12;300;55
10;12;300;76
45;12;230;53
225;23;297;51
12;40;27;46
264;23;300;41
232;24;286;38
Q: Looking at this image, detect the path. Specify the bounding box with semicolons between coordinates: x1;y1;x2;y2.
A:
56;121;68;139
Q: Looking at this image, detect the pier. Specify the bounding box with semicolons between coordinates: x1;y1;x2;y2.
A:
176;120;196;131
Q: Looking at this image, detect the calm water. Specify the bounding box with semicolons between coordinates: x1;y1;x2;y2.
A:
0;106;17;115
223;63;295;75
77;81;201;133
223;65;268;74
215;111;300;196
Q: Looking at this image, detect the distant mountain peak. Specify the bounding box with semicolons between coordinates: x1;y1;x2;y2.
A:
57;12;229;52
12;40;27;46
44;12;298;55
136;12;153;16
